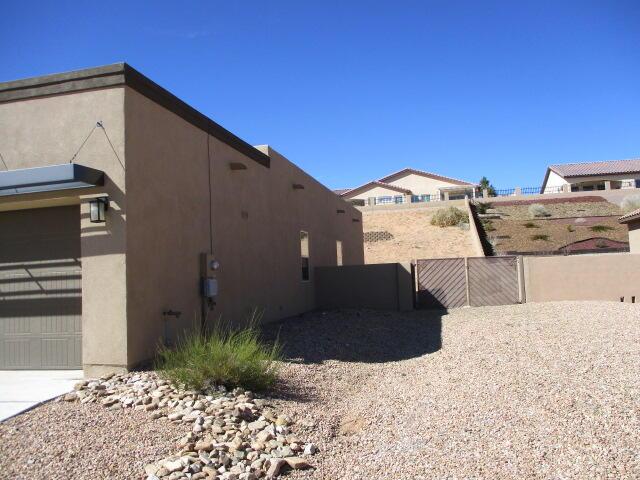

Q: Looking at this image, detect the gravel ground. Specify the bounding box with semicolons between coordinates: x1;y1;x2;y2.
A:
1;301;638;479
267;302;640;479
0;401;188;479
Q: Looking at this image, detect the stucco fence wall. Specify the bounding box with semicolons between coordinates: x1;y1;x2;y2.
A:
317;253;640;311
523;253;640;303
315;263;414;311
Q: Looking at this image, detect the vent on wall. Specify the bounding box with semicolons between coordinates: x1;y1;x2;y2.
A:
364;231;394;243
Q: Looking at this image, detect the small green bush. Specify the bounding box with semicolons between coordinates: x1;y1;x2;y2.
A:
523;222;539;228
476;202;493;214
590;225;614;232
567;225;575;232
621;194;640;213
430;207;468;227
156;316;281;392
482;219;496;231
530;234;550;241
528;203;550;218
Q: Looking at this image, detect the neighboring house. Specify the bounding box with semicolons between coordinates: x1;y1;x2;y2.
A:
619;208;640;253
0;63;364;375
339;168;477;205
541;158;640;194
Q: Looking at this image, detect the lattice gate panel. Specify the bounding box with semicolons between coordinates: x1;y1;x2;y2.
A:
468;256;519;307
416;258;467;309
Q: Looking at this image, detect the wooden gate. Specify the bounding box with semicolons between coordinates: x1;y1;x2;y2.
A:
415;258;467;309
415;256;520;309
468;256;520;307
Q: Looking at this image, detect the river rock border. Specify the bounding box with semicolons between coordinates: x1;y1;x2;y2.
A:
62;372;317;479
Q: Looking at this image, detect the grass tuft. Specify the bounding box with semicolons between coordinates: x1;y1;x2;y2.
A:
590;225;614;232
523;222;539;228
156;312;282;392
530;234;550;241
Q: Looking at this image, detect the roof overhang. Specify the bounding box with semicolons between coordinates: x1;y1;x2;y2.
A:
438;184;478;191
0;164;104;197
619;208;640;224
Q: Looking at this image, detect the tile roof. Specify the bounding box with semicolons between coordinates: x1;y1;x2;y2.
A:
378;167;475;186
340;180;412;197
333;188;350;195
619;208;640;223
550;158;640;178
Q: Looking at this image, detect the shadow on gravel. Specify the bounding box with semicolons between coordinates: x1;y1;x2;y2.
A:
261;309;443;364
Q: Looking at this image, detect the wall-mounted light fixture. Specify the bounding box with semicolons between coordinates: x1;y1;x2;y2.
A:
89;197;109;223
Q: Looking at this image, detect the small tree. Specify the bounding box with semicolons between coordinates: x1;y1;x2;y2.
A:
479;176;496;197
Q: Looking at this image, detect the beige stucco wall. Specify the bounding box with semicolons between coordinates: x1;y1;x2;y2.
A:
465;199;486;257
315;262;413;311
523;253;640;303
627;220;640;253
124;88;364;366
0;88;128;375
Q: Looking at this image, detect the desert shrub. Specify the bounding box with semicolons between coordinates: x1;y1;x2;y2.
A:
476;202;493;214
528;203;550;218
430;207;468;227
523;222;539;228
481;219;496;231
530;234;550;241
567;225;575;232
590;225;614;232
595;239;609;248
156;315;281;392
621;194;640;213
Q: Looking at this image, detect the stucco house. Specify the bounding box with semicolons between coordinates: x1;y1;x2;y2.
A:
339;168;477;205
0;63;364;375
541;158;640;194
619;208;640;253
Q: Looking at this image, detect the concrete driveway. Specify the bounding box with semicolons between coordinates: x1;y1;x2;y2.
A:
0;370;83;421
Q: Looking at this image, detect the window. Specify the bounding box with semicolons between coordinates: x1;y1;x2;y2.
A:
336;240;343;266
394;195;404;204
376;196;392;204
300;231;310;281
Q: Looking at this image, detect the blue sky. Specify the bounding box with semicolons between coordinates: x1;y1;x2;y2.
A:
1;1;638;189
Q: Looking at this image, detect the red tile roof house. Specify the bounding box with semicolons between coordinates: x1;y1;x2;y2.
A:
541;158;640;194
620;208;640;253
337;168;478;205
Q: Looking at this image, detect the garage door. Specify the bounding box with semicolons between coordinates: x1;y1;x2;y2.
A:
0;206;81;369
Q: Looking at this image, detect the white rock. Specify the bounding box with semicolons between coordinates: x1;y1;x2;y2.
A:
303;443;318;455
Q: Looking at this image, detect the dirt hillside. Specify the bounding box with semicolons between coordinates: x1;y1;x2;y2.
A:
362;208;476;263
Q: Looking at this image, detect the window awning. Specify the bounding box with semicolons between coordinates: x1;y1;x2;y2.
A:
0;164;104;197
